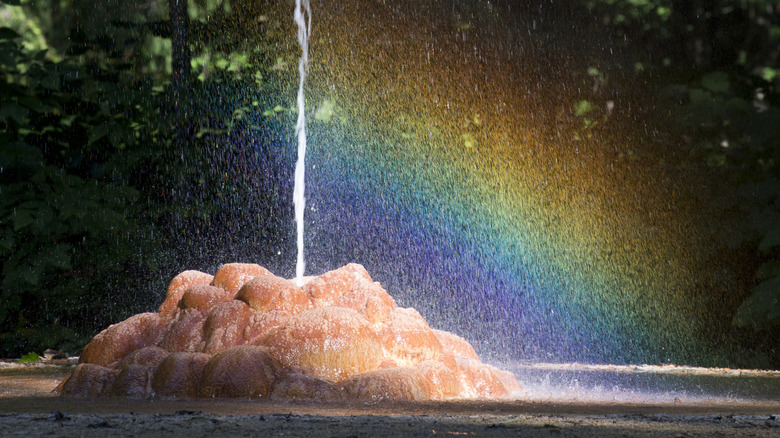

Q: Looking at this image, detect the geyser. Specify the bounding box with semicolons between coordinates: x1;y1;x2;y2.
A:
293;0;311;286
58;263;521;401
56;1;524;402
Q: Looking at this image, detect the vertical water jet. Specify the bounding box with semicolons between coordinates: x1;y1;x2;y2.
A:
293;0;311;286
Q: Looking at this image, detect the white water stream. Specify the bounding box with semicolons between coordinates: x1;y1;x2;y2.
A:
293;0;311;286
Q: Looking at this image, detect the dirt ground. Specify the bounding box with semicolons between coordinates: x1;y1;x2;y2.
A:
1;363;778;437
1;409;779;438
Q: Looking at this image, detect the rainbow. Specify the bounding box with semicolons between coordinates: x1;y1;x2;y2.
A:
217;1;721;366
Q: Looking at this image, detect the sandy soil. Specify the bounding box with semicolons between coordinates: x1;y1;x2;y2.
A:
1;362;778;437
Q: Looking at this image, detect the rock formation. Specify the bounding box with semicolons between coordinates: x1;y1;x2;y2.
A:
59;263;521;401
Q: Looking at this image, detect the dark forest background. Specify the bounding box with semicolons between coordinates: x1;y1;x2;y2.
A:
1;0;778;367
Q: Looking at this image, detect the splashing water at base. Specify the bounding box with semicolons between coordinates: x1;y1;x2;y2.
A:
505;362;780;407
293;0;311;286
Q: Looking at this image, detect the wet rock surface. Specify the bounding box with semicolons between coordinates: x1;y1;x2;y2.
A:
59;263;522;401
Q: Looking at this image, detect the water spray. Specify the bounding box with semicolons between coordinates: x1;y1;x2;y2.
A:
293;0;311;286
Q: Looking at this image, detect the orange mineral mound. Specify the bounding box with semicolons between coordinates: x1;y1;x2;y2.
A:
236;274;312;315
158;270;214;315
261;306;384;381
60;263;521;401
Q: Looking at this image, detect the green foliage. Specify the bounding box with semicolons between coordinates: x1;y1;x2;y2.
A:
0;22;166;356
18;352;40;363
0;2;50;55
574;100;596;117
662;68;780;333
581;1;780;335
191;49;253;82
593;1;780;332
1;0;300;358
587;1;780;70
572;99;607;140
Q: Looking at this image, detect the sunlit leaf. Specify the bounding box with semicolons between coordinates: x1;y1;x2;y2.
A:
761;67;777;82
270;57;287;71
314;99;335;123
574;100;595;116
462;132;476;148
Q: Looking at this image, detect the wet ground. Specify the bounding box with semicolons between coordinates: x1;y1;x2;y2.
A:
1;361;778;437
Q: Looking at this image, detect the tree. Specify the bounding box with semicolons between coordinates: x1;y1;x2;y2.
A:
583;0;780;338
0;24;166;355
0;0;294;357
